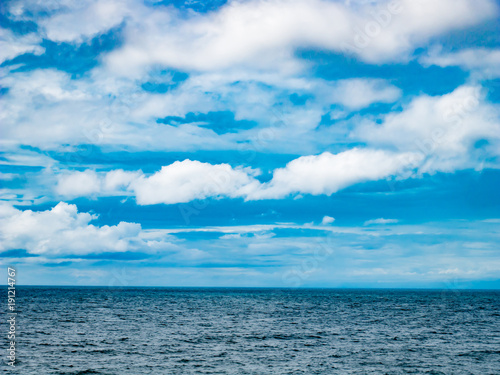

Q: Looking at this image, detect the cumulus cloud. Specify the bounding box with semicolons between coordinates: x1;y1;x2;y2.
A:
51;114;499;204
321;216;335;225
52;161;262;204
353;85;500;172
26;81;500;204
51;149;422;203
55;169;142;198
0;202;145;255
55;170;102;197
12;0;492;73
36;125;500;207
247;148;421;200
99;0;497;74
130;160;261;204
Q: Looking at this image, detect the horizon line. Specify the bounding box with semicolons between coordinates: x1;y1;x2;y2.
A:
4;285;500;290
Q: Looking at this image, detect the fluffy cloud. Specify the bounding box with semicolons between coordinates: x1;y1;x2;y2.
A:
55;169;141;198
6;0;131;42
51;149;421;203
130;160;261;204
94;0;497;74
420;48;500;78
8;0;492;73
247;148;421;199
321;216;335;225
104;169;143;191
52;161;261;203
353;85;500;172
55;170;102;197
0;202;144;255
40;0;130;43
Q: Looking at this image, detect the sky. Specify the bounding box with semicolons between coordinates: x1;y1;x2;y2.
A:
0;0;499;288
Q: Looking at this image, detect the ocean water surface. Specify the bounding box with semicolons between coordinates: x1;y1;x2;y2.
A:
3;287;500;374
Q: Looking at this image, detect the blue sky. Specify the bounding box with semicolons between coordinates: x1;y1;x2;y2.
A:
1;0;499;288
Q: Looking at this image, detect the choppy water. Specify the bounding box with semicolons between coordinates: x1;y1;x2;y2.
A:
2;287;500;374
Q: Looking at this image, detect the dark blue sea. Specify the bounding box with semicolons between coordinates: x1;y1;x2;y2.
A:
2;287;500;374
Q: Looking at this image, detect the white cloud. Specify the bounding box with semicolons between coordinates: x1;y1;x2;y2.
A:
7;69;89;101
0;61;450;175
0;28;44;64
421;48;500;78
55;169;142;198
55;170;101;197
328;79;401;109
8;0;131;43
131;160;261;204
6;80;498;206
1;1;497;156
0;202;143;255
2;202;499;286
93;0;498;74
52;161;261;204
50;149;421;203
247;148;422;200
9;0;496;72
0;148;57;168
0;173;18;181
40;0;130;43
0;202;204;257
0;69;241;152
353;85;500;173
364;218;399;225
103;169;142;191
0;70;109;150
321;216;335;225
0;59;493;164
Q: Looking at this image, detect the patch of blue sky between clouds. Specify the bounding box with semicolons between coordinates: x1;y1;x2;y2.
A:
140;69;189;93
302;50;469;96
1;26;124;77
483;79;500;102
157;111;258;135
145;0;228;13
0;13;38;35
